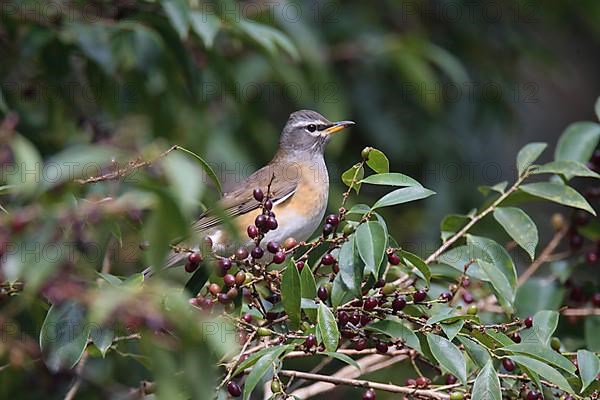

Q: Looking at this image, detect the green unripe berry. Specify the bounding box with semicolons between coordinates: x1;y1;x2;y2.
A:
467;305;478;315
550;337;561;351
342;224;355;237
361;147;373;160
270;380;281;393
257;327;271;337
381;283;396;295
450;392;464;400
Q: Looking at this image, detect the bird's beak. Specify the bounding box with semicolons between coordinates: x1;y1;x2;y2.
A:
323;120;355;135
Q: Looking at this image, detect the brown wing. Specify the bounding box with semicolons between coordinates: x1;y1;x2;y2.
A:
191;163;299;234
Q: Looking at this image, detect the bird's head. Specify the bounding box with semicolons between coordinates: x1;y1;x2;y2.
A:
279;110;354;156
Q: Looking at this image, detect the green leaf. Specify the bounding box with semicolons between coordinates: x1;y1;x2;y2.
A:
437;245;489;282
319;352;361;371
532;310;559;346
555;121;600;164
355;221;387;277
399;250;430;287
577;349;600;393
243;346;290;400
40;301;91;372
317;303;339;352
595;97;600;121
176;146;222;196
189;11;220;48
440;214;470;241
184;265;209;297
502;343;576;375
457;336;491;368
493;207;538;260
337;237;364;296
372;186;435;209
9;134;42;197
300;266;317;322
477;259;514;314
479;181;508;196
509;355;573;393
520;182;596;216
161;151;204;215
585;316;600;351
466;235;517;289
366;317;421;352
440;320;464;342
330;275;355;309
532;160;600;179
426;334;467;385
281;260;301;329
90;326;114;357
472;361;501;400
161;0;189;39
360;172;421;187
517;142;547;176
341;163;364;193
365;148;389;173
236;20;299;60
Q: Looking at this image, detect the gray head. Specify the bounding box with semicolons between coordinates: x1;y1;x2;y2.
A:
278;110;354;155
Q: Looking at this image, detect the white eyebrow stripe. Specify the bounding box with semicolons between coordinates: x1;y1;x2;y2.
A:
290;119;327;129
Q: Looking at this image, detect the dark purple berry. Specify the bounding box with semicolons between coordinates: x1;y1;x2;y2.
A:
218;258;232;271
526;391;539;400
266;216;278;230
387;252;401;265
350;312;361;325
295;261;305;271
188;252;202;265
185;261;198;273
511;332;522;343
413;289;427;302
242;313;253;323
441;292;453;301
272;251;286;264
364;297;378;311
266;241;280;253
338;311;349;326
223;274;236;287
235;247;249;260
247;225;259;239
569;233;583;250
354;338;367;351
502;358;516;371
326;214;340;226
461;291;474;304
321;253;335;265
524;316;533;328
264;199;273;210
218;293;231;304
305;334;316;349
322;223;334;236
392;296;407;312
362;388;376;400
255;215;267;230
375;341;388;354
227;381;242;397
317;286;328;301
253;188;264;202
445;375;457;385
251;246;264;259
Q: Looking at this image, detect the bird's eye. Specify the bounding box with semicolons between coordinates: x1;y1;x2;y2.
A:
306;124;317;132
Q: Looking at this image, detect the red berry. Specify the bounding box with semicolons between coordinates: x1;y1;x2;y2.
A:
586;251;599;265
350;312;361;325
255;215;267;230
461;291;474;304
387;252;401;265
272;251;286;264
375;341;388;354
326;214;340;226
592;293;600;307
295;261;305;271
502;358;516;371
283;237;298;249
415;376;428;388
445;375;457;385
524;316;533;328
235;271;246;286
242;313;253;323
266;241;280;253
208;283;221;296
247;225;259;239
461;278;471;288
338;311;349;326
218;258;232;271
317;286;328;301
218;293;231;304
322;223;334;236
511;332;522;343
251;246;264;259
364;297;378;311
406;378;417;387
223;274;236;287
413;289;427;302
362;389;376;400
569;233;584;250
235;247;249;260
253;188;264;202
305;334;316;349
526;391;539;400
227;381;242;397
185;261;198;273
321;253;335;265
392;296;407;312
354;338;367;351
188;252;202;265
441;292;453;301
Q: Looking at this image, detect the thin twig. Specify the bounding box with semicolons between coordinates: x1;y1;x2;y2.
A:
64;352;89;400
518;226;569;286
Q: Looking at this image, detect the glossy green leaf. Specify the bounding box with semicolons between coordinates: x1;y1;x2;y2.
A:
243;346;290;400
426;334;467;385
532;310;559;346
532;160;600;179
399;250;431;287
520;182;595;216
341;163;364;193
440;320;464;342
440;214;470;241
355;221;387;276
478;259;514;314
577;349;600;393
237;20;299;60
437;245;489;281
161;0;189;39
281;260;301;329
176;146;222;196
467;235;517;289
517;142;547;175
9;134;42;196
319;352;360;371
365;148;389;173
90;326;114;357
189;11;220;48
360;172;420;187
555;121;600;164
502;343;576;375
457;336;491;368
479;181;508;196
472;361;501;400
40;301;91;372
300;266;317;321
337;237;364;295
585;316;600;351
366;317;421;352
372;186;435;209
317;303;339;352
509;355;573;393
330;274;355;309
493;207;538;260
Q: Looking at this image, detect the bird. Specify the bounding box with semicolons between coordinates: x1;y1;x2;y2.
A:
147;110;354;275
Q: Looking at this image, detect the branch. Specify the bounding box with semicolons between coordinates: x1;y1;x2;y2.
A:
518;225;569;286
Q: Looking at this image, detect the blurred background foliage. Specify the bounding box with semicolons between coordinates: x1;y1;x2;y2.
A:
1;0;600;399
